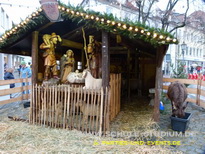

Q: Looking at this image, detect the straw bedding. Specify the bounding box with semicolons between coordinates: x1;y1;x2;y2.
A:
0;98;182;154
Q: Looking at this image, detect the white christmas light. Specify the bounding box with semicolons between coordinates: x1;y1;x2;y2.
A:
129;27;133;30
123;24;127;29
173;39;177;42
147;32;151;36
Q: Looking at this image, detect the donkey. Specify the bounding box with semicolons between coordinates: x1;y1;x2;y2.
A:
167;81;188;118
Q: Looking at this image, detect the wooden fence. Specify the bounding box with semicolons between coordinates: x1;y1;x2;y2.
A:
109;73;121;121
0;78;31;105
163;78;205;108
0;73;121;135
30;85;110;135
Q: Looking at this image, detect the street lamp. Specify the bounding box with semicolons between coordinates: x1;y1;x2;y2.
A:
181;42;187;61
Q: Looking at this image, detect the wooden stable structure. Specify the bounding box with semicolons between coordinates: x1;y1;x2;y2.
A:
0;3;177;131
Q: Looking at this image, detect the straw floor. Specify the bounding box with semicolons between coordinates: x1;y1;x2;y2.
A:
0;97;182;154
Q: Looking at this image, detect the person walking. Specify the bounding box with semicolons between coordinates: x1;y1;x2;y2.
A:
4;68;15;98
20;61;32;94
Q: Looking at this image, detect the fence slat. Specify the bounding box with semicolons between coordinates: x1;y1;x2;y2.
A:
163;78;198;85
163;78;205;109
0;78;31;86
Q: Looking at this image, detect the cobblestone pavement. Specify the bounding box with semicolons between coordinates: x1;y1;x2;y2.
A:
159;102;205;154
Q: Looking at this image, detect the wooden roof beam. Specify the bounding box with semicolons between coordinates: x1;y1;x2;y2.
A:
61;39;83;49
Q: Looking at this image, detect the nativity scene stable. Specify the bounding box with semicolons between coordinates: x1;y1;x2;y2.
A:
0;2;177;135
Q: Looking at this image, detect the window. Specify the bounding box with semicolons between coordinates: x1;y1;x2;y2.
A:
0;8;4;27
186;47;189;55
196;49;199;57
6;15;9;29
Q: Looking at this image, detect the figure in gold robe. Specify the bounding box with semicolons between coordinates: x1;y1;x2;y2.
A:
40;32;62;81
61;50;75;83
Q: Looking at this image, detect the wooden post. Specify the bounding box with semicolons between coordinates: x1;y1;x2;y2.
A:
31;31;39;85
101;30;110;134
153;45;168;122
102;30;110;89
127;50;130;102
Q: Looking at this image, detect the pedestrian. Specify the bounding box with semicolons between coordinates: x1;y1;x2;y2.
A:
4;68;15;98
4;63;8;73
18;64;22;76
190;66;194;74
20;61;32;94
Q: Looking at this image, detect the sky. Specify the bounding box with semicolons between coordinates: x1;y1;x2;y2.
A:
0;0;204;24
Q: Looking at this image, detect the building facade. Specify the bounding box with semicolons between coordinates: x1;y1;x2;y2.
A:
164;11;205;76
0;6;25;80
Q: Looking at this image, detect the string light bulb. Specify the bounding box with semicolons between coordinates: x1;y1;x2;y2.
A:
141;30;144;33
107;20;111;24
71;10;75;14
135;28;138;32
147;32;151;36
96;17;99;21
66;9;70;12
173;39;177;42
129;27;133;30
58;6;61;9
159;35;163;39
101;18;104;22
118;23;121;27
91;16;94;19
85;15;89;18
111;21;115;25
123;24;127;29
153;33;157;38
61;7;65;11
76;12;80;15
166;37;170;41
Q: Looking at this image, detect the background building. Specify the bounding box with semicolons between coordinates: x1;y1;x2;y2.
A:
0;5;31;80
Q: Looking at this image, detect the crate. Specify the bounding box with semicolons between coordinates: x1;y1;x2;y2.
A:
170;112;192;132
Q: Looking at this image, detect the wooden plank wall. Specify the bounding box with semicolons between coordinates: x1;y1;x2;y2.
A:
0;78;31;105
163;77;205;108
109;73;121;121
30;85;110;136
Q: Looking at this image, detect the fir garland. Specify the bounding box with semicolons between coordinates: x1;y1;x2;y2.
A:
0;3;178;49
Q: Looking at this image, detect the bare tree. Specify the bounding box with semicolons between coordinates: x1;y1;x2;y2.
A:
109;0;190;33
134;0;190;32
135;0;158;24
163;0;189;32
